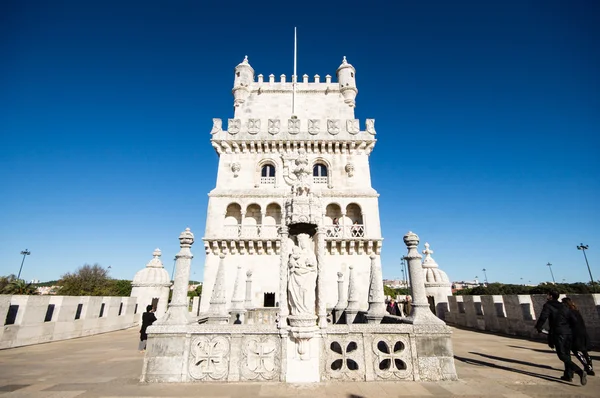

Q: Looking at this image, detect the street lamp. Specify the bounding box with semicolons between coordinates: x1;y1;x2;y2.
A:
172;256;177;281
546;262;556;284
17;249;31;280
482;268;489;285
577;244;595;286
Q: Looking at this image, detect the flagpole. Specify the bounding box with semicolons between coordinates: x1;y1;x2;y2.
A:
292;27;297;116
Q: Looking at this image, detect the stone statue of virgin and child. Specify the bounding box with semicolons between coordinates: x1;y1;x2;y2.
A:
287;233;317;317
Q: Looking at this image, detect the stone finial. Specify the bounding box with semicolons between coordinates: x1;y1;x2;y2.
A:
246;270;253;278
325;74;331;83
179;228;194;247
243;55;249;64
257;74;263;83
422;242;439;268
314;74;320;83
342;56;347;64
280;74;286;83
269;74;275;83
403;231;419;248
153;248;161;258
337;271;343;280
303;74;308;83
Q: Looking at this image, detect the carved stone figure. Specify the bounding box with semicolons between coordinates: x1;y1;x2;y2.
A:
287;234;317;316
211;118;222;135
231;162;241;177
282;149;312;197
345;163;355;177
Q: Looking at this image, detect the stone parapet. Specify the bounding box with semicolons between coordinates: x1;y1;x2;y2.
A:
445;293;600;347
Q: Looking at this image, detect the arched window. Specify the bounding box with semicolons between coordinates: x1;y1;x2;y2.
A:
313;163;328;184
261;164;275;184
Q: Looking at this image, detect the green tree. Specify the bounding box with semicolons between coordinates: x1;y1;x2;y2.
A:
383;285;396;297
58;264;112;296
107;279;132;296
2;277;38;295
0;274;17;292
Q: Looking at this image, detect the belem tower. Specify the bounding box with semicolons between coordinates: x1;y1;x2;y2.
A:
140;56;458;383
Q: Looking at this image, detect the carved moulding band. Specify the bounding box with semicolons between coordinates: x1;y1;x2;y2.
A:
188;335;231;381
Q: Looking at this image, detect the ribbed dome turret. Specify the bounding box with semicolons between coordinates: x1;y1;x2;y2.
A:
132;248;171;286
422;243;451;284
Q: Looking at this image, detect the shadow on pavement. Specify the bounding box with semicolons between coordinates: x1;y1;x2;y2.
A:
508;345;556;354
470;352;561;371
454;355;571;385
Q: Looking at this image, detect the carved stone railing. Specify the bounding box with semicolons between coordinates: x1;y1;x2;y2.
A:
260;176;275;185
324;224;365;238
313;176;327;185
223;225;281;239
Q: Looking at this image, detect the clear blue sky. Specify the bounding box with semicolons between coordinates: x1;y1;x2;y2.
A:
1;0;598;285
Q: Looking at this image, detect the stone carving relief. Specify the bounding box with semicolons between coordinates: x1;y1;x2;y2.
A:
282;148;312;197
346;119;359;135
240;335;281;381
345;163;355;177
248;119;261;135
228;119;241;135
366;119;376;135
210;118;222;135
231;162;240;178
308;119;320;135
371;336;412;380
268;119;280;135
287;233;317;317
288;118;300;135
327;119;340;135
323;337;365;381
188;336;230;381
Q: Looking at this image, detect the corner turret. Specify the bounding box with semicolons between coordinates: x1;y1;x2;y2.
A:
336;56;358;107
232;56;254;107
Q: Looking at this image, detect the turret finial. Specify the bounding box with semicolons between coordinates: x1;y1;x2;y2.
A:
243;55;248;63
342;56;347;64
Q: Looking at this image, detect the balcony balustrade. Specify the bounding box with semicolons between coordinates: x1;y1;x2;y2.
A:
260;176;275;185
313;176;328;185
223;224;281;239
222;224;365;239
324;224;365;238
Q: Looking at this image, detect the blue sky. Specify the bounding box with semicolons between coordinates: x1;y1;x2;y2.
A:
1;0;598;285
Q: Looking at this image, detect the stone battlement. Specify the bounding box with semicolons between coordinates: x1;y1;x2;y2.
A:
254;73;338;86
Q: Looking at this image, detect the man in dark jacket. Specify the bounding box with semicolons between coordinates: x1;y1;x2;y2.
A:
535;291;586;385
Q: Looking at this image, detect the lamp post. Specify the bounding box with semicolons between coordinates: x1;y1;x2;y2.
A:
482;268;489;285
577;244;595;286
401;268;405;288
546;262;556;284
17;249;31;280
172;256;177;282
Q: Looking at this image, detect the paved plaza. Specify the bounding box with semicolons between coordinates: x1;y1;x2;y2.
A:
0;326;597;398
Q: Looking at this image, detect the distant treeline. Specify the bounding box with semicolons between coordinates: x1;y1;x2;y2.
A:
455;282;600;296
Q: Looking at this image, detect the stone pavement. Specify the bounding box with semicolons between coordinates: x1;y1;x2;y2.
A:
0;326;597;397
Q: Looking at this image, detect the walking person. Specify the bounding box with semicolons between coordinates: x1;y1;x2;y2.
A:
534;291;587;385
562;297;594;376
139;305;157;352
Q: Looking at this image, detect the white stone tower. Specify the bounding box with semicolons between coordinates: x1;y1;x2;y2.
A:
200;56;382;315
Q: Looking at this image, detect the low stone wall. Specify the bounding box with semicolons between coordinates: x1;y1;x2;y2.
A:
445;294;600;347
0;294;138;349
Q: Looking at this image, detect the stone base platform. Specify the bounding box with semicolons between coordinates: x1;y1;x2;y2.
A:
141;323;457;383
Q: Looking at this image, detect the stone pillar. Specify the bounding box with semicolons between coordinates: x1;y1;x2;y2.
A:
279;225;289;329
191;296;200;316
345;264;360;324
316;226;327;328
158;228;194;325
230;264;246;323
207;253;229;324
244;270;253;309
366;253;387;324
404;231;444;325
333;271;347;324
